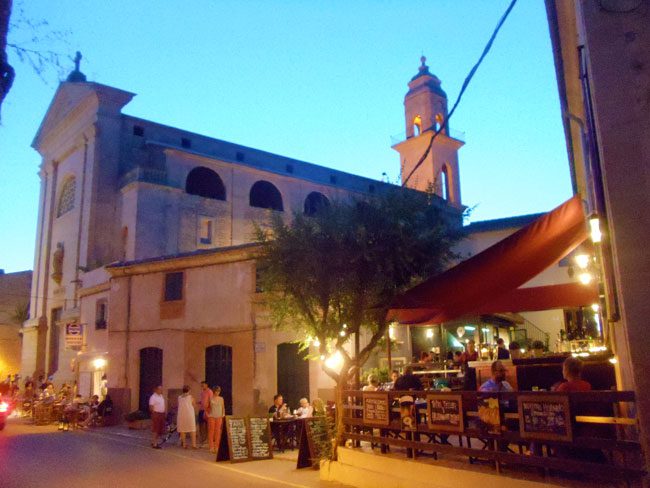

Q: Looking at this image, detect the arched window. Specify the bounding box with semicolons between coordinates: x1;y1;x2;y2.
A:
441;165;450;201
413;115;422;136
434;113;444;132
249;180;283;211
304;191;330;216
57;176;76;217
186;167;226;200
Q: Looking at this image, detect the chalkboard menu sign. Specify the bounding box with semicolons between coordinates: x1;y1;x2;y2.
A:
363;392;390;426
297;417;326;469
426;394;463;433
217;416;273;463
226;417;250;462
518;394;572;442
248;416;273;460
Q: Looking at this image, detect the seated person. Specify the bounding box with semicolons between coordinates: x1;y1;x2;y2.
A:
97;394;113;418
311;398;326;417
362;375;379;391
452;350;463;367
268;394;290;419
508;341;522;360
81;395;100;427
385;370;400;390
393;366;422;391
294;398;313;418
496;338;510;360
479;361;513;392
554;356;592;392
418;351;432;365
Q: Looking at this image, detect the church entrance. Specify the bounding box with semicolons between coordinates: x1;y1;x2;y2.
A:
138;347;163;414
205;345;233;415
277;342;310;412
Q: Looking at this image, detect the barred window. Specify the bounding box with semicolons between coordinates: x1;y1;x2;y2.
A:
57;177;76;217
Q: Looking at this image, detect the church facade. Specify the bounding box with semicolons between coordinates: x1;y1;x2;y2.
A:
21;58;467;415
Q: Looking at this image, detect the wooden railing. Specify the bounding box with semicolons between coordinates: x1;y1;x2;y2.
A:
341;389;645;484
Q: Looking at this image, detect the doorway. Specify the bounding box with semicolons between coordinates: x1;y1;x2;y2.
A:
139;347;163;414
205;345;233;415
277;342;310;411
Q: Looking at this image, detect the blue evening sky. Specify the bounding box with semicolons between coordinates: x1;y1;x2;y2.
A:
0;1;572;273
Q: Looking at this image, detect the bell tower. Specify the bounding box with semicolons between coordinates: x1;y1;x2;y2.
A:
393;56;463;207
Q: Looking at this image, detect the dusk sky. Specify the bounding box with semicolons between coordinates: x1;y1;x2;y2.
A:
0;0;572;273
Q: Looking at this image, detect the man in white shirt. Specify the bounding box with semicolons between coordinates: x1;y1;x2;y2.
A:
149;385;166;449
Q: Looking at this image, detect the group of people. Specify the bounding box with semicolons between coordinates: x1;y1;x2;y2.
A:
149;382;225;452
268;394;324;419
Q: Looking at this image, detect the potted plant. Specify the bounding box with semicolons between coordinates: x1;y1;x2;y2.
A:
124;410;149;430
531;340;545;358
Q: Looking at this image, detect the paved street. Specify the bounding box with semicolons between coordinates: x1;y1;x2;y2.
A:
0;419;347;488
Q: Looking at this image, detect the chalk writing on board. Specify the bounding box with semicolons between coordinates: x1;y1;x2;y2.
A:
363;392;390;426
249;417;271;459
518;394;572;442
228;417;249;460
427;394;464;433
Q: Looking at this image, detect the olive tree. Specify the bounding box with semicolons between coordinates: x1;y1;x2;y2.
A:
256;188;463;453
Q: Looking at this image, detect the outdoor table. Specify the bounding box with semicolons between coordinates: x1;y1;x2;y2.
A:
270;417;298;452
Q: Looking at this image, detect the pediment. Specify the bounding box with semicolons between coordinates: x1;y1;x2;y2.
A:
32;83;97;150
32;82;135;151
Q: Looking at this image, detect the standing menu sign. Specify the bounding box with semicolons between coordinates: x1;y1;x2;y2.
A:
217;416;273;463
518;394;572;442
426;394;464;433
297;417;326;469
363;392;390;426
248;417;273;460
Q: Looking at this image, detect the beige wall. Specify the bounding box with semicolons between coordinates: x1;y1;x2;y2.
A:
0;271;31;377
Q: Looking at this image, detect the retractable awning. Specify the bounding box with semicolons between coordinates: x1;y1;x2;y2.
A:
388;195;597;325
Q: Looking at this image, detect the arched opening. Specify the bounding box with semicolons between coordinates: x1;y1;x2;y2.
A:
139;347;163;414
304;192;330;216
57;176;76;217
186;167;226;200
441;165;450;201
413;115;422;136
205;345;233;415
435;113;444;132
277;342;310;411
249;181;283;211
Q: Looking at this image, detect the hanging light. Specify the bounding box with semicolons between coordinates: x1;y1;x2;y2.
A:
313;338;321;348
339;330;346;337
425;329;434;339
578;272;593;285
389;325;396;340
589;216;602;243
575;254;590;269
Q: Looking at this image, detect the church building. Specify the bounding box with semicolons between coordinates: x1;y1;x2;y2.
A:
20;56;578;419
21;57;466;416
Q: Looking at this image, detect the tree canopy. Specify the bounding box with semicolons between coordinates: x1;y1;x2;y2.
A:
256;188;464;383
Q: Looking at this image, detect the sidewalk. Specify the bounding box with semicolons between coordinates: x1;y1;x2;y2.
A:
88;422;344;488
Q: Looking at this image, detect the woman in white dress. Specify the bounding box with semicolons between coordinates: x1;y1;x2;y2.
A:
176;385;197;449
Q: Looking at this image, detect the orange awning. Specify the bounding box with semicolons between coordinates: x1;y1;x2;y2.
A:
389;195;595;324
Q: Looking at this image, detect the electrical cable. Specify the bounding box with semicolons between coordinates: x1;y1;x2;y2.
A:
402;0;518;187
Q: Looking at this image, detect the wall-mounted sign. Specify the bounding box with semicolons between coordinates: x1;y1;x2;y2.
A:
65;322;83;347
362;392;390;426
518;394;572;442
426;394;464;433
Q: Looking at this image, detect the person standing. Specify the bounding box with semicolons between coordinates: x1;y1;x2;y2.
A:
198;381;213;447
496;338;510;360
149;385;166;449
461;340;479;364
177;385;197;449
207;386;225;454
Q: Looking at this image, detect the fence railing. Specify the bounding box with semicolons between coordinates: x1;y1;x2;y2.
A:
341;389;644;485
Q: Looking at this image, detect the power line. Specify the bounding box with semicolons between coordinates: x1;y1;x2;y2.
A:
402;0;518;187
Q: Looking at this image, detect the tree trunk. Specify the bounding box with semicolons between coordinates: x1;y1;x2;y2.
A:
332;369;350;461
